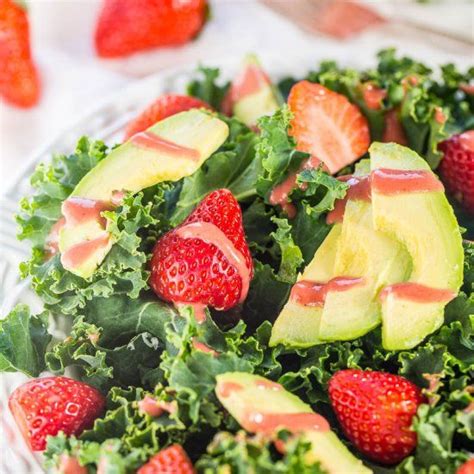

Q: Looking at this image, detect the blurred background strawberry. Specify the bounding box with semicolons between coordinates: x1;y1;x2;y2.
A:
94;0;208;58
0;0;40;108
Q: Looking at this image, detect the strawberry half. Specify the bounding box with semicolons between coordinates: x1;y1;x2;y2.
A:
95;0;208;58
150;189;253;312
288;80;370;174
439;130;474;214
328;369;424;465
8;376;105;451
0;0;41;108
124;94;212;140
138;444;195;474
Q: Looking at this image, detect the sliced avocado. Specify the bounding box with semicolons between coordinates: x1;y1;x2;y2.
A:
59;110;229;278
369;142;464;350
270;224;341;348
215;372;372;474
230;54;282;127
318;161;411;340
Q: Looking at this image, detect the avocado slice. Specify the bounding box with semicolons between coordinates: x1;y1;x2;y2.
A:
318;161;411;341
270;224;341;348
228;54;282;127
369;142;464;350
215;372;372;474
59;110;229;278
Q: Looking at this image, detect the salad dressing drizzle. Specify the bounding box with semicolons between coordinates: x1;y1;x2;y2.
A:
371;168;444;194
291;277;365;307
45;217;66;257
176;222;251;303
382;108;408;145
217;382;244;398
138;396;176;418
269;155;321;219
130;131;200;161
62;197;112;227
326;175;371;224
61;233;111;270
379;283;456;304
192;337;218;356
230;63;271;104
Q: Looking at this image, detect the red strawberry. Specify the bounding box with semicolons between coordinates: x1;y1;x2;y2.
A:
8;376;105;451
288;80;370;174
439;130;474;214
458;459;474;474
328;369;424;465
150;189;253;312
124;94;212;140
95;0;208;58
138;444;195;474
0;0;41;108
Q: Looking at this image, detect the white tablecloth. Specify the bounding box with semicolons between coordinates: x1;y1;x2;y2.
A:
0;0;473;188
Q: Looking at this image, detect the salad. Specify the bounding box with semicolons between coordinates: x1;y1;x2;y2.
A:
1;49;473;474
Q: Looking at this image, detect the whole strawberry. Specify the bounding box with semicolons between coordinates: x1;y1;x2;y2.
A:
150;189;253;312
458;459;474;474
95;0;208;58
124;94;211;140
0;0;41;107
138;444;195;474
8;376;105;451
439;130;474;214
328;369;424;465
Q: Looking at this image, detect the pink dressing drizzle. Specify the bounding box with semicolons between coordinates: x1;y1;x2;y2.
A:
230;63;271;103
269;156;321;219
255;379;283;391
62;197;112;227
379;283;456;304
131;131;200;161
362;83;387;110
58;455;87;474
138;396;176;418
371;168;444;195
60;233;111;270
290;277;365;307
326;175;371;224
382;108;408;146
175;302;207;324
217;382;244;398
192;337;218;356
45;217;66;257
242;411;330;435
176;221;251;303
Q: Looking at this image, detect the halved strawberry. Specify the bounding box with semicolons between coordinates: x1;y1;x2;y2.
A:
439;130;474;214
8;376;105;451
138;444;195;474
150;189;253;312
124;94;212;140
288;80;370;174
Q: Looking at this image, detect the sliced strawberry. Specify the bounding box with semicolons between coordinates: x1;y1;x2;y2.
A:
288;80;370;174
329;369;424;465
124;94;212;140
8;376;105;451
150;189;253;311
0;0;41;108
95;0;208;58
439;130;474;214
138;444;195;474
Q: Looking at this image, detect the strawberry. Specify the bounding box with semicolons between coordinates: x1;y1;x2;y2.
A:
439;130;474;214
288;80;370;175
138;444;195;474
8;376;105;451
328;369;424;465
0;0;40;108
124;94;211;140
95;0;208;58
150;189;253;311
457;459;474;474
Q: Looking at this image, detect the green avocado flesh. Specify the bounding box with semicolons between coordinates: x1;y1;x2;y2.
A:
59;110;229;279
370;142;464;350
215;372;371;474
271;143;463;351
231;55;281;127
270;224;341;348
